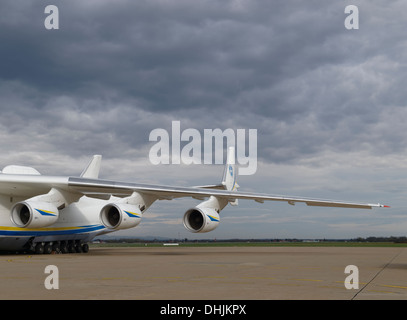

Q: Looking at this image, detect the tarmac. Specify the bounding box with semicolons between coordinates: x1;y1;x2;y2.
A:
0;246;406;300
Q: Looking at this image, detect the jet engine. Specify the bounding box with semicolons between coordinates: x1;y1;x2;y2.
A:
11;201;59;228
183;207;220;233
100;203;142;230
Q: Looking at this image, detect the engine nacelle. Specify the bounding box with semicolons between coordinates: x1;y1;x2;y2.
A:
100;203;142;230
183;207;220;233
11;201;59;228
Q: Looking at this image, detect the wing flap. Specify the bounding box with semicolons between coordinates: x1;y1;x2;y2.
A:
305;201;373;209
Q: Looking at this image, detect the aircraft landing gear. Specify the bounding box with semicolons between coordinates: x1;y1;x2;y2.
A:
44;243;53;254
34;242;44;254
81;243;89;253
30;240;90;254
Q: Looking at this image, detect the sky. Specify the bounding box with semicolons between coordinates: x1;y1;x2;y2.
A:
0;0;407;239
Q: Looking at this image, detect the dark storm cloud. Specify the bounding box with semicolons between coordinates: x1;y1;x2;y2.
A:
0;0;406;166
1;0;347;107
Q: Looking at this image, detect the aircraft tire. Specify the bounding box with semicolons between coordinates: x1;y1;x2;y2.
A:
60;242;68;254
81;243;89;253
35;243;44;254
75;243;82;253
52;242;60;253
44;243;53;254
67;242;76;253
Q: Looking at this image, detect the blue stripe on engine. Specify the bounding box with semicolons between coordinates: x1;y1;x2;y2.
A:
35;209;57;217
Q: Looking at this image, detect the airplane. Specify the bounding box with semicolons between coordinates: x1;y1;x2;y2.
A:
0;147;387;254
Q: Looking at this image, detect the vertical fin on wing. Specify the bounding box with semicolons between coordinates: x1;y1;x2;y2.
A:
194;147;239;205
222;146;239;191
80;155;102;179
222;147;239;205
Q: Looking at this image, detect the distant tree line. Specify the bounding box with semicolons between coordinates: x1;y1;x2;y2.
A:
352;236;407;243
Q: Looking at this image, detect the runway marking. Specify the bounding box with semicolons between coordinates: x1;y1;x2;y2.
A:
241;276;276;280
380;284;407;290
0;276;30;280
3;256;33;263
267;283;301;287
100;277;134;281
334;280;369;287
318;285;346;289
368;289;399;294
217;281;252;285
290;278;323;282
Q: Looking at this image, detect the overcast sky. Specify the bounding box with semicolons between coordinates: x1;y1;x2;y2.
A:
1;0;406;239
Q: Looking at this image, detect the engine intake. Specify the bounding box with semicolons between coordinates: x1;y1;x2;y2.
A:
11;201;59;228
183;207;220;233
100;203;142;230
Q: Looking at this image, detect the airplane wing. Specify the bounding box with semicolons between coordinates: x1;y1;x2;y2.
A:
0;151;387;211
68;176;387;209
